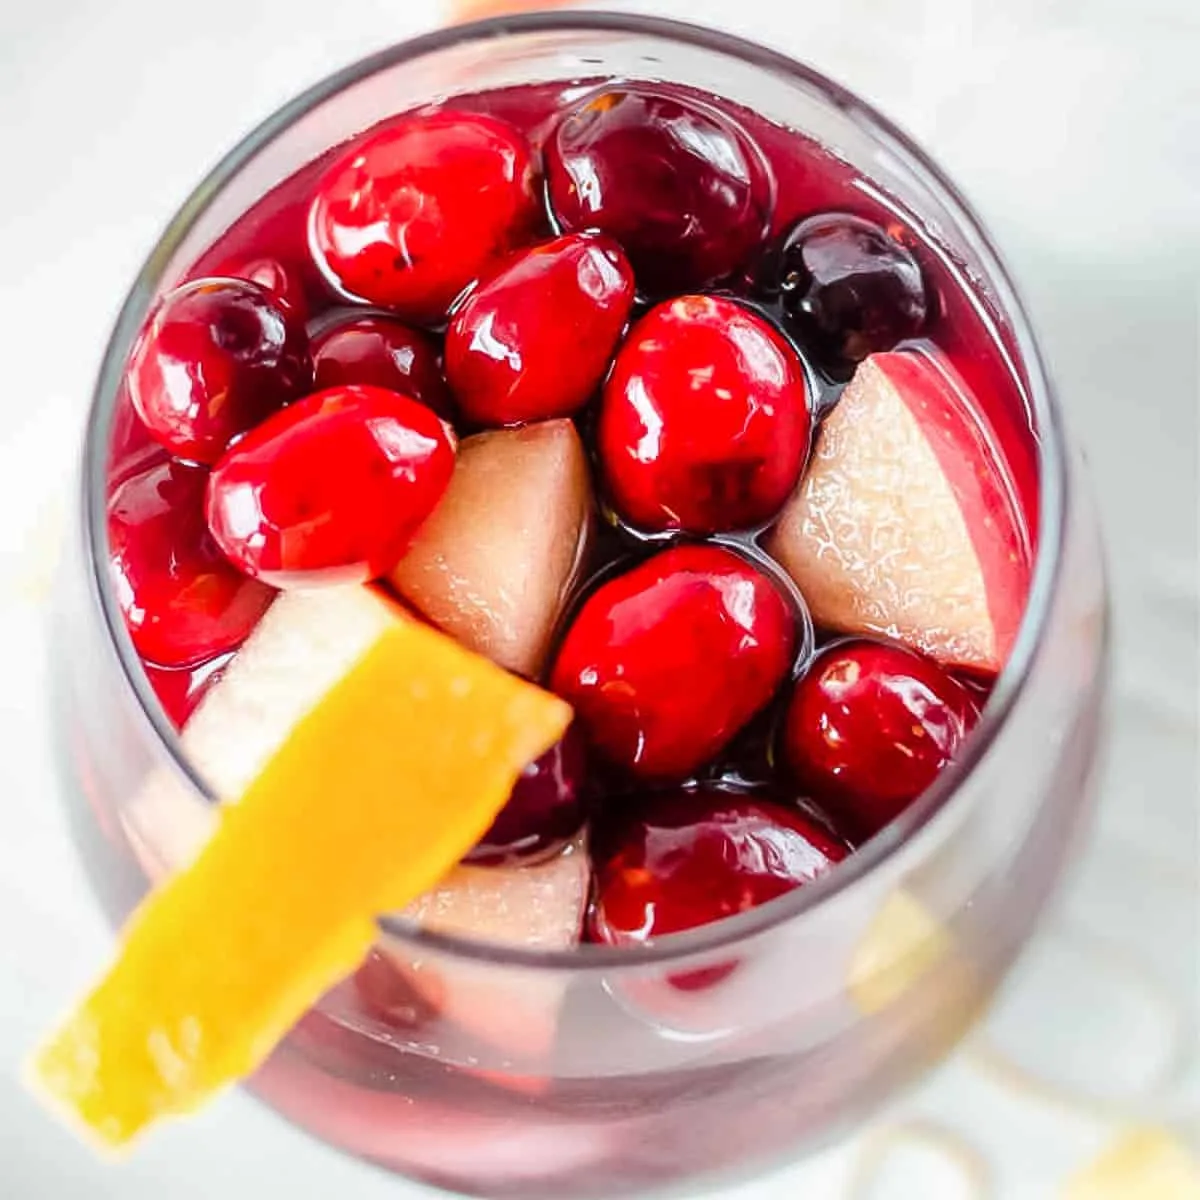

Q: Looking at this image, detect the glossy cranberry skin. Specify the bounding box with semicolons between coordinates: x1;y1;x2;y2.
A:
128;278;312;464
217;255;309;322
109;460;276;667
446;234;634;427
598;296;811;534
782;638;979;839
310;112;540;323
550;545;796;781
108;387;166;488
145;654;231;729
546;87;771;295
466;724;588;865
589;788;848;946
773;213;927;366
311;313;452;418
206;385;456;587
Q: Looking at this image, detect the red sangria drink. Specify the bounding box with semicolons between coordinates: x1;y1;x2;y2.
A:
49;15;1107;1199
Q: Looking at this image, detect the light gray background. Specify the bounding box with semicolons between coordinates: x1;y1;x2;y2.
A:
0;1;1195;1196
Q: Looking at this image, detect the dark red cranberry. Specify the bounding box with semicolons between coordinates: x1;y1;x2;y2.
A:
773;213;927;366
598;296;810;534
445;233;634;427
546;87;772;295
466;724;588;865
109;459;275;667
309;111;540;323
782;638;978;839
128;278;312;464
589;788;848;949
216;255;309;322
550;545;796;780
206;385;456;587
311;313;452;418
145;654;231;729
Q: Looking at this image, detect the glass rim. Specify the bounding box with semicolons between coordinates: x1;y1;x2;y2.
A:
82;10;1068;974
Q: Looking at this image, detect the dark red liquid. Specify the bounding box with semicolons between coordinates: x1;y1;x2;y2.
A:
98;80;1040;1197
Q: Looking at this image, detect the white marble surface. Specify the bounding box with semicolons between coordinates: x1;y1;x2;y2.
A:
0;1;1196;1196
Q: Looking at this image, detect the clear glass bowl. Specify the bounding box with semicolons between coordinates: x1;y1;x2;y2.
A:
51;13;1109;1199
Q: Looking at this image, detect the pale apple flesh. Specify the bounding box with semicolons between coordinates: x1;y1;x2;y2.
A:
767;350;1031;674
379;832;590;1061
388;419;593;679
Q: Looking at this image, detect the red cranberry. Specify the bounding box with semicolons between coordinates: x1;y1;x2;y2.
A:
445;234;634;427
466;724;588;865
216;255;309;322
550;545;796;780
145;654;231;729
589;788;848;947
108;386;165;488
311;313;452;418
206;385;456;587
598;296;811;534
546;87;772;295
109;459;275;667
309;111;540;323
773;213;927;366
782;638;978;839
128;278;312;464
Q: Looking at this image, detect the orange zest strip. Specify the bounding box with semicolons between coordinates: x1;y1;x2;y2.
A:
30;616;571;1150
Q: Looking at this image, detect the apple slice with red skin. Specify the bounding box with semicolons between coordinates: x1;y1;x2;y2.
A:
378;832;590;1062
389;419;592;678
766;350;1031;674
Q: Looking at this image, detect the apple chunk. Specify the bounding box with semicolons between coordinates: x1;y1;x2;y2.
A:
767;351;1031;674
389;419;592;678
379;833;590;1060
